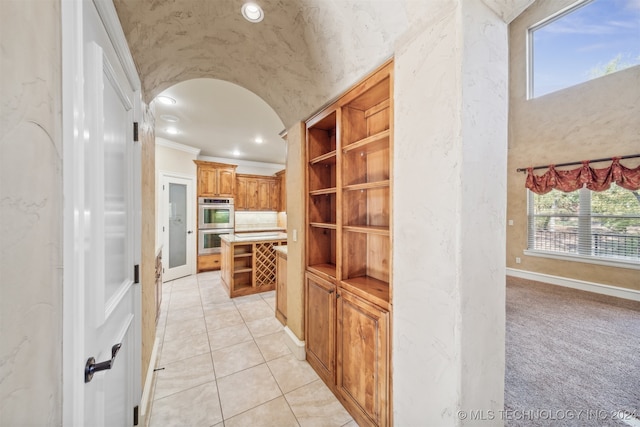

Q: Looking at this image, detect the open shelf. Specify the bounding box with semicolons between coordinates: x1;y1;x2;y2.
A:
310;222;337;230
233;271;252;288
342;230;389;285
309;161;337;192
233;267;253;274
342;130;390;154
341;276;389;309
308;110;337;160
308;263;337;280
309;191;337;224
310;150;337;165
342;187;389;229
309;187;337;196
342;225;389;235
342;180;389;192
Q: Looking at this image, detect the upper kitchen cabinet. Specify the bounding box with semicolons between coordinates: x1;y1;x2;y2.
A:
194;160;237;197
236;174;282;211
275;169;286;212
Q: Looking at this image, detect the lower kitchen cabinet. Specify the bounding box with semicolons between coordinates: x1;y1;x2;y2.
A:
305;272;336;385
336;289;389;427
305;271;390;427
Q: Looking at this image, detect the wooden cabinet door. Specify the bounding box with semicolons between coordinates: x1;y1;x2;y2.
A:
218;168;235;197
269;180;280;211
258;179;270;210
236;177;248;210
246;179;259;210
279;171;286;212
336;290;389;427
305;273;336;384
198;167;217;197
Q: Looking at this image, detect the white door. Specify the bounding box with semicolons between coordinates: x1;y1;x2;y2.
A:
162;174;196;281
63;1;141;425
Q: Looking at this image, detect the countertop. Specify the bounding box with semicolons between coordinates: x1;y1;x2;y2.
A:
221;231;287;243
234;227;286;233
273;245;288;256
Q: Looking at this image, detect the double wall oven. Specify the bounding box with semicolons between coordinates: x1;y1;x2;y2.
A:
198;197;234;255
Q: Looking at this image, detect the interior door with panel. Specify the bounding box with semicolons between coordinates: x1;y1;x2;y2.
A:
162;174;195;281
66;1;141;425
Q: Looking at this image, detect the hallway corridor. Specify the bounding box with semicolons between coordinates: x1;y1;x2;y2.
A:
147;271;357;427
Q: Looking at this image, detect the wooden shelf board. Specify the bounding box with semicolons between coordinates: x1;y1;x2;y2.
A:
234;268;253;274
340;276;390;310
309;187;337;196
343;225;390;235
342;129;390;154
234;253;253;258
310;222;337;230
307;263;337;280
342;180;390;192
310;150;337;165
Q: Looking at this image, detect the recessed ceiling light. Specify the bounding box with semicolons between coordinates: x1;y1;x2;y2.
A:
241;2;264;23
156;96;176;105
161;114;179;123
232;149;241;156
254;136;263;144
166;127;179;135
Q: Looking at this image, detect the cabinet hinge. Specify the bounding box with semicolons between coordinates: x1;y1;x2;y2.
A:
134;264;140;284
133;405;139;425
133;122;139;142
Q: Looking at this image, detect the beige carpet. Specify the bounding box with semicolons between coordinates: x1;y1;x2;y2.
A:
505;276;640;427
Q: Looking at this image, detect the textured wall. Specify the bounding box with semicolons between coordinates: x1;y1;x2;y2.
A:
0;0;63;425
284;122;306;340
140;103;157;400
393;0;510;424
507;0;640;289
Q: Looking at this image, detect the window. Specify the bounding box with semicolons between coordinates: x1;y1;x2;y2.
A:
528;0;640;98
527;184;640;265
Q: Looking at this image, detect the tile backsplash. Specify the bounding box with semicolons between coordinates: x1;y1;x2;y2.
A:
235;211;281;230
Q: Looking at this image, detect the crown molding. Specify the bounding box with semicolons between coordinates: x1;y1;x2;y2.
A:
156;138;201;156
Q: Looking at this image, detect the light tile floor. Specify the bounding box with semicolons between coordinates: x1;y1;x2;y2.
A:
147;271;358;427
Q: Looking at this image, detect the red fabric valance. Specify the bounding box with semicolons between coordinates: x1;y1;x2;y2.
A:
525;157;640;194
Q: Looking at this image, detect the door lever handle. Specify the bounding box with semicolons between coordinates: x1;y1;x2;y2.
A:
85;343;122;383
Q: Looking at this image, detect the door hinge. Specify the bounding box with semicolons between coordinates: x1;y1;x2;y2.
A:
134;264;140;284
133;122;139;142
133;405;139;425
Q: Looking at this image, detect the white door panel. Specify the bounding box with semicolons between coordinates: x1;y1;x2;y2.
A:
162;174;196;282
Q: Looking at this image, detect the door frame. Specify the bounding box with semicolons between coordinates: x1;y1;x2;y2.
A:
62;0;142;424
159;171;197;281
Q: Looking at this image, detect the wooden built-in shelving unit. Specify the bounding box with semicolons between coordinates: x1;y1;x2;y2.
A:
305;59;393;427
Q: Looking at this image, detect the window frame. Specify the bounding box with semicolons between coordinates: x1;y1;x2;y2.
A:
526;0;594;100
525;188;640;271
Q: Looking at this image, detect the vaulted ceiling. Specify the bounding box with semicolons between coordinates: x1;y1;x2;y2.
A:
113;0;533;129
112;0;423;128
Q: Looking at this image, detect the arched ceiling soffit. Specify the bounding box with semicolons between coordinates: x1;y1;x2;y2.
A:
113;0;411;127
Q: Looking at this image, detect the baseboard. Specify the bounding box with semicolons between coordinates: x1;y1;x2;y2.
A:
140;338;159;421
283;326;306;360
506;268;640;302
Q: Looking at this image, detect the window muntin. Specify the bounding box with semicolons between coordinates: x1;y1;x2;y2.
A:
527;184;640;262
528;0;640;99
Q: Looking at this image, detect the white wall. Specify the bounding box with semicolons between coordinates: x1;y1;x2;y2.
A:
0;1;63;424
393;0;508;424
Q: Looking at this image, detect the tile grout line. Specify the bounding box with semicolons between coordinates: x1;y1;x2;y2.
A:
197;272;227;426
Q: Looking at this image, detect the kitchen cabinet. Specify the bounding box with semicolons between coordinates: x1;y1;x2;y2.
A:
305;272;336;385
194;160;236;197
220;234;286;298
304;59;392;427
274;246;287;325
275;169;286;212
235;174;281;211
336;290;389;427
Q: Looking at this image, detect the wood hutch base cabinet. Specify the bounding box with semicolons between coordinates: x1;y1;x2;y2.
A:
304;59;393;427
